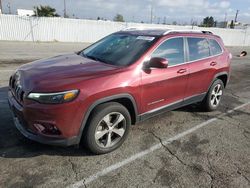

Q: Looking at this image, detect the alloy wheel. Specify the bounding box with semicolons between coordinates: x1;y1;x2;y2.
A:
94;112;126;148
210;84;223;107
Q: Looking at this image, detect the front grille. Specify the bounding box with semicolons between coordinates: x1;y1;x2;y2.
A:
9;75;25;104
12;105;29;130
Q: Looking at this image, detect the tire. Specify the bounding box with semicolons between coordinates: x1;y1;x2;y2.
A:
84;102;131;154
201;79;224;111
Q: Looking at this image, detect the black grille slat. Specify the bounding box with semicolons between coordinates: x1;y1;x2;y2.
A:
9;74;24;104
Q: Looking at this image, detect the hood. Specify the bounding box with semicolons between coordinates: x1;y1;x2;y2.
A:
17;53;121;92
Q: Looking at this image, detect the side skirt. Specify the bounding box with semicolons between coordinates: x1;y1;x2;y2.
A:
138;93;206;122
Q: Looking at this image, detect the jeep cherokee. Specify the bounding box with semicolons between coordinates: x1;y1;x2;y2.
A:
8;28;231;154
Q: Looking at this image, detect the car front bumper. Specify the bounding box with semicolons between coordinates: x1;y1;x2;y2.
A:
8;91;80;146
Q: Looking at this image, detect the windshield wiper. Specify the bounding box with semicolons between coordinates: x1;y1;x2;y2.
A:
82;53;111;65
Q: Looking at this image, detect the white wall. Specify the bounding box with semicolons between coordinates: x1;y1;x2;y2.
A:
0;14;250;46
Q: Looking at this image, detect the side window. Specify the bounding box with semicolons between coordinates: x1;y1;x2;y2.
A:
209;39;222;55
151;38;184;66
187;38;210;61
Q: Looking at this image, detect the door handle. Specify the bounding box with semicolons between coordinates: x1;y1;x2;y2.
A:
210;62;217;66
177;69;187;74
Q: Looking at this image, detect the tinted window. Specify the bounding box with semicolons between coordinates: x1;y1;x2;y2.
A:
81;34;157;66
151;38;184;66
187;38;210;61
209;39;222;55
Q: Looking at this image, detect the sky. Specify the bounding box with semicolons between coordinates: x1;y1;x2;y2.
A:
1;0;250;24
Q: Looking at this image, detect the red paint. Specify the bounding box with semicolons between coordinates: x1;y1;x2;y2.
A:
8;31;231;143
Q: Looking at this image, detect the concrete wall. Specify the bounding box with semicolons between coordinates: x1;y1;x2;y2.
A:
0;14;250;46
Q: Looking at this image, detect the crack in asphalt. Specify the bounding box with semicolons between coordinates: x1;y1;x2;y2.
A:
68;157;79;182
243;129;250;139
67;157;87;188
227;89;241;99
206;153;217;188
149;131;215;188
236;170;250;184
82;180;87;188
233;163;250;184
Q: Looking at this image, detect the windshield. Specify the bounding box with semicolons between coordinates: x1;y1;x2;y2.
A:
80;34;157;66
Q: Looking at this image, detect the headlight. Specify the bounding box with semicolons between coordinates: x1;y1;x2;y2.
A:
27;90;79;104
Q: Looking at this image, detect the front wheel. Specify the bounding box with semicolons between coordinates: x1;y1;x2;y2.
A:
85;102;131;154
201;79;224;111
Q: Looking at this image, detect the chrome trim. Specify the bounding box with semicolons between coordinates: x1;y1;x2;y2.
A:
163;29;203;35
141;99;182;116
11;72;24;103
146;36;224;69
166;53;223;68
141;92;207;116
147;99;164;106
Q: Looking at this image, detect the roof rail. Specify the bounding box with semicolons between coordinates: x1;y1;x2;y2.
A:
121;27;213;35
121;27;168;31
201;30;213;34
121;27;139;31
164;29;213;35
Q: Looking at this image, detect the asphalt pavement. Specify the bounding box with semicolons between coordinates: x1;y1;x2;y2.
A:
0;42;249;188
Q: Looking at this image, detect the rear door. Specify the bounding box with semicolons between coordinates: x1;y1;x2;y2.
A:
185;37;215;99
141;37;188;113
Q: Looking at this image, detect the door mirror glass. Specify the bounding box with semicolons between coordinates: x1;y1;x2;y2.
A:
146;57;168;69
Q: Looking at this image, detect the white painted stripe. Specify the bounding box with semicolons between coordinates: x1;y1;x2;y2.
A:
68;101;250;188
1;70;15;72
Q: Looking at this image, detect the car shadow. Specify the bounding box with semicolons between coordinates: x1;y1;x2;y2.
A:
0;85;245;159
0;86;94;158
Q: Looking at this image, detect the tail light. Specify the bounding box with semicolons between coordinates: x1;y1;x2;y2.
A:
229;53;232;59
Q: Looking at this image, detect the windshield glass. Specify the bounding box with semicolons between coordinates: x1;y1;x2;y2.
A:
80;34;157;66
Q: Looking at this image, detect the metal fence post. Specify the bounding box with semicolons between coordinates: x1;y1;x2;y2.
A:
29;16;34;42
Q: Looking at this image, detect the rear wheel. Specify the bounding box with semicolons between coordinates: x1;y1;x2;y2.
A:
201;79;224;111
85;102;131;154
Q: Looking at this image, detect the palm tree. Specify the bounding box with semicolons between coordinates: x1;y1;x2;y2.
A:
34;5;60;17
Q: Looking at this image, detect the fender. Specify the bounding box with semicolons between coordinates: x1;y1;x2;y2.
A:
76;93;139;144
207;71;229;92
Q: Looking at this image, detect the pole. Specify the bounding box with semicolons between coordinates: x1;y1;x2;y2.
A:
235;10;239;23
7;2;11;14
64;0;66;18
0;0;2;14
224;12;227;28
150;5;153;24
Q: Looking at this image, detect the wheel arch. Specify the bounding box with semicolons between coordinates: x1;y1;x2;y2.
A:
209;72;228;91
216;74;228;88
76;93;139;144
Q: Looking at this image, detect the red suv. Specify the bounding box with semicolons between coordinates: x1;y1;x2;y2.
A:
8;29;231;154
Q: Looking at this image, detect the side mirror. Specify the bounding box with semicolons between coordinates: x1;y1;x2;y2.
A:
145;57;168;69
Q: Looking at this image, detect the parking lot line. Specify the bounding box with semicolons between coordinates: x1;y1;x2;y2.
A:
68;101;250;188
0;70;15;72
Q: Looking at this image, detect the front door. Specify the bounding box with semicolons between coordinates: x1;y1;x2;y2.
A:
141;37;188;114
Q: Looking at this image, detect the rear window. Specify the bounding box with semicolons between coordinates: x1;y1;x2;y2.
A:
187;37;210;61
209;39;223;55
